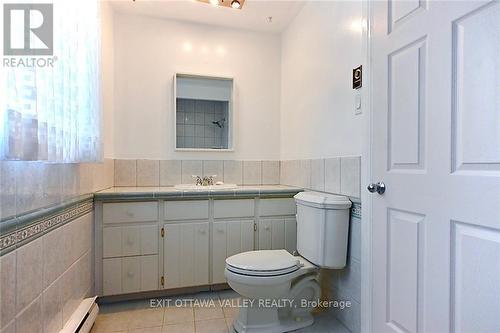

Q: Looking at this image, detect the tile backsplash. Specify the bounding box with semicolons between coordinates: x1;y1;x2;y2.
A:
113;156;361;199
281;156;361;199
114;160;281;186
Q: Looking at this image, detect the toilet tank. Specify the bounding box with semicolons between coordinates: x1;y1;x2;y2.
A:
294;191;352;269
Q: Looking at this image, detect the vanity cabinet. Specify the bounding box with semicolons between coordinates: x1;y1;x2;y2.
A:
212;220;255;283
101;202;160;296
258;198;297;253
95;195;299;298
163;222;209;288
257;218;297;253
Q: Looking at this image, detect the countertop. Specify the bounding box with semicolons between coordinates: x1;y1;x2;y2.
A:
94;185;304;201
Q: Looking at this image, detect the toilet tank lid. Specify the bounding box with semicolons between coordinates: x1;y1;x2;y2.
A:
294;191;352;209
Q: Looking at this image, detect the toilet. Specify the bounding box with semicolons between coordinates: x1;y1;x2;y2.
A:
225;191;352;333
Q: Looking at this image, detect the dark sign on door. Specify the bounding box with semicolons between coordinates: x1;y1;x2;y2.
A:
353;65;362;89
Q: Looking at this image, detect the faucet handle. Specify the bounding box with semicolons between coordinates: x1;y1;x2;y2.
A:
191;175;202;186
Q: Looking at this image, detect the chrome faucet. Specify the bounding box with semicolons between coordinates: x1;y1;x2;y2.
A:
192;175;217;186
192;175;203;186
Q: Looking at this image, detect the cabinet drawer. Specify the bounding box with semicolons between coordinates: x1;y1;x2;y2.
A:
214;199;254;219
103;225;158;258
103;202;158;224
102;255;159;296
164;200;209;220
259;198;296;216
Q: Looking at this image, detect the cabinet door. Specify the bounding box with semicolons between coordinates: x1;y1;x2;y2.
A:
163;222;209;289
212;220;255;284
103;225;159;258
122;257;141;293
258;218;297;254
103;258;122;296
141;255;159;291
284;217;297;254
212;222;228;284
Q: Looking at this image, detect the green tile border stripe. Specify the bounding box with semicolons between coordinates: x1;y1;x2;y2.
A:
0;194;94;256
351;202;361;219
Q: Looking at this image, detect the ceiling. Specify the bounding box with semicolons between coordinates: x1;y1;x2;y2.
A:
109;0;306;33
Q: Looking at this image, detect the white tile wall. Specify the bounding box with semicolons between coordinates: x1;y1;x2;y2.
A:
181;160;203;184
243;161;262;185
311;159;325;191
262;161;280;185
280;156;361;199
136;160;160;186
114;159;137;187
340;157;361;198
325;158;341;194
223;160;243;185
160;160;182;186
203;160;223;181
0;213;93;333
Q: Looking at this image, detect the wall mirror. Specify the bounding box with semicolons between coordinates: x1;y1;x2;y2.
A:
174;74;233;151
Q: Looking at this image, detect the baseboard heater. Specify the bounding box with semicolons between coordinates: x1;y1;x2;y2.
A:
59;296;99;333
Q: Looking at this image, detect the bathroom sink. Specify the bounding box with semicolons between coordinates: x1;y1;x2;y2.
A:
174;184;238;190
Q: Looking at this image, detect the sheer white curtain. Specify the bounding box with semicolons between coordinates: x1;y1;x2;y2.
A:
1;1;101;162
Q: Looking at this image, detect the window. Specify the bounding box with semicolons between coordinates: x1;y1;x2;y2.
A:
1;1;101;162
175;74;233;150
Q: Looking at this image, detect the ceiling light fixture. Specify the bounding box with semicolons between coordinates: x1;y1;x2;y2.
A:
230;0;241;9
197;0;245;10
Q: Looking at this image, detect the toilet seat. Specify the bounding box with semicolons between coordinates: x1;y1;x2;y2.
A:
226;250;301;277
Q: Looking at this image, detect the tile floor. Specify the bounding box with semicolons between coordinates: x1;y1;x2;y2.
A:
91;291;350;333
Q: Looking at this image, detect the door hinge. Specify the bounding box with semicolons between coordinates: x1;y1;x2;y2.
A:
254;223;257;232
160;276;164;287
161;227;165;238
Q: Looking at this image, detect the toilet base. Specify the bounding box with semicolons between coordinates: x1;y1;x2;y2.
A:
230;274;320;333
231;306;314;333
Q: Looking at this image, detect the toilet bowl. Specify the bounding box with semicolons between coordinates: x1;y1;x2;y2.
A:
225;250;320;333
225;192;352;333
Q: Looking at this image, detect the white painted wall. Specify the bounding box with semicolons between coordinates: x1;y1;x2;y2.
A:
113;12;281;160
101;1;115;158
280;1;364;160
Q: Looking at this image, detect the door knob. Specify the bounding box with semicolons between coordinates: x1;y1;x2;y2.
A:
367;182;386;195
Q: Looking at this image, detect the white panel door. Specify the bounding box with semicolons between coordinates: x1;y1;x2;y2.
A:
163;222;209;288
212;220;254;284
258;218;297;253
371;1;500;332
